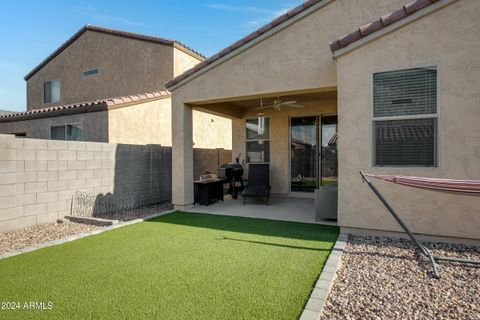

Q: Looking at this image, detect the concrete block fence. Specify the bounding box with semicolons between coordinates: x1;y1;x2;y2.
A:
0;134;231;233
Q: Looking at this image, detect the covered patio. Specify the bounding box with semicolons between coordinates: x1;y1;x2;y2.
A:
186;195;337;225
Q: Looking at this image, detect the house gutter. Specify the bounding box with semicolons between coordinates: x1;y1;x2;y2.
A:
332;0;458;59
167;0;334;91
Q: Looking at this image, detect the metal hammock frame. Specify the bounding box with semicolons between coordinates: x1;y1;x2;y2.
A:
359;171;480;278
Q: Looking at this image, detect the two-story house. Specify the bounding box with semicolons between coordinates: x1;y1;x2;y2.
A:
0;25;232;149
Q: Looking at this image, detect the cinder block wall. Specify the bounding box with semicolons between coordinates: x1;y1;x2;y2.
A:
0;134;173;233
0;134;232;233
193;148;232;180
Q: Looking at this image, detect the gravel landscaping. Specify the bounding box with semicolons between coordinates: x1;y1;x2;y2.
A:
0;203;174;255
0;222;100;255
321;235;480;320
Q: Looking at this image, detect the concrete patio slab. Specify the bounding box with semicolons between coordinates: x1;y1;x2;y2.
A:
185;195;337;225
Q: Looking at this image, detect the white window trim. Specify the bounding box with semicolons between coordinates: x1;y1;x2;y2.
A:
371;65;440;168
50;122;83;141
245;117;270;164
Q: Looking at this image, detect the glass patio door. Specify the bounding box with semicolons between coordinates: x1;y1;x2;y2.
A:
290;116;337;192
290;117;318;192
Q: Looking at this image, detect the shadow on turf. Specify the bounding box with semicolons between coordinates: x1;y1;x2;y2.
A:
145;211;339;242
220;237;332;252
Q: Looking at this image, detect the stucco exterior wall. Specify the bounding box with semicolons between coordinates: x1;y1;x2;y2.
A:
172;0;407;104
193;111;232;149
26;30;174;109
173;47;202;77
0;112;109;142
337;0;480;239
108;98;172;145
232;101;337;195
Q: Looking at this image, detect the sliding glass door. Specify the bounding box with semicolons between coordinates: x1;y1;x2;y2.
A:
290;116;337;193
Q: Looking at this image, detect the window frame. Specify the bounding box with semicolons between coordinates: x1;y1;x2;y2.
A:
245;117;270;164
82;68;100;78
50;122;83;141
43;79;61;104
371;65;439;168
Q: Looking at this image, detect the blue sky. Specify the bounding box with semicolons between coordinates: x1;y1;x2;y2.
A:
0;0;300;111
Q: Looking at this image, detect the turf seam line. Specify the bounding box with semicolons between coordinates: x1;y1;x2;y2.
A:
0;209;178;261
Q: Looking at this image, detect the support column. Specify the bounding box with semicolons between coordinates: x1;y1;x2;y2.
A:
171;96;194;210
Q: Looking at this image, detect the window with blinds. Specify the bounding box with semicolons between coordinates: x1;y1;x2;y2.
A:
373;67;437;167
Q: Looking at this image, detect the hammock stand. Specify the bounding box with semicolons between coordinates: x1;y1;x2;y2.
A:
359;171;480;278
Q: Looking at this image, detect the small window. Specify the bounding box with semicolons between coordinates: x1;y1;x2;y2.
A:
246;118;270;163
83;69;99;77
51;123;82;141
44;80;60;104
373;67;437;167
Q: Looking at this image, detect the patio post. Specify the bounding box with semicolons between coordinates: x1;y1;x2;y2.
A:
172;97;194;209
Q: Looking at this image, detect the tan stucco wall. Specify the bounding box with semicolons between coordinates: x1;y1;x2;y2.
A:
173;47;202;77
26;30;175;109
0;112;109;142
232;101;337;195
108;98;172;145
193;111;232;149
337;0;480;239
170;0;410;207
171;0;407;104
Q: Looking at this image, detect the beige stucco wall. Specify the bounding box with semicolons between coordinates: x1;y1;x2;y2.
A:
173;47;202;77
26;30;174;109
108;97;231;148
170;0;408;207
171;0;407;104
337;0;480;239
108;98;172;145
193;111;232;149
232;101;337;195
0;112;109;142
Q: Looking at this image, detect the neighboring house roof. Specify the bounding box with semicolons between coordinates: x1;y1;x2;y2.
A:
0;91;170;123
329;0;449;55
165;0;327;89
24;25;205;81
0;110;15;117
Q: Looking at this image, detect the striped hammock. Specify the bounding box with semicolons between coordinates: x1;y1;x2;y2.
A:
364;174;480;194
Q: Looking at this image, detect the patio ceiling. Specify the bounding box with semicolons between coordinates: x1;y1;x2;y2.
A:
191;88;337;119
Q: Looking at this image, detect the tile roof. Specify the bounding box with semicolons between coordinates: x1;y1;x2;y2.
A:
0;109;15;117
24;25;205;80
165;0;326;89
330;0;440;53
0;91;170;123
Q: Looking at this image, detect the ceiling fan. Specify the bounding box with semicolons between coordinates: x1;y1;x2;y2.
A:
257;98;304;111
255;98;304;135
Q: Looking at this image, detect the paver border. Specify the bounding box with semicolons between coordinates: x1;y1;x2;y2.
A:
0;209;178;261
299;232;348;320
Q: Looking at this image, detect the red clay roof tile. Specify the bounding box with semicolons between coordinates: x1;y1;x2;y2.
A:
166;0;325;89
0;91;170;123
330;0;439;53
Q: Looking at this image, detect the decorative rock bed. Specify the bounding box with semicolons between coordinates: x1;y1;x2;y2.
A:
0;222;100;255
320;235;480;320
0;203;174;256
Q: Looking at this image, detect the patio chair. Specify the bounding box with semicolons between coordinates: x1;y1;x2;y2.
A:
242;163;271;205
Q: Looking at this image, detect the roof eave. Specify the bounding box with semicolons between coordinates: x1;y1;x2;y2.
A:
331;0;458;59
166;0;334;91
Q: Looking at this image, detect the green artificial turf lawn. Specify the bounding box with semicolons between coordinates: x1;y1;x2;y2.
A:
0;212;338;320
